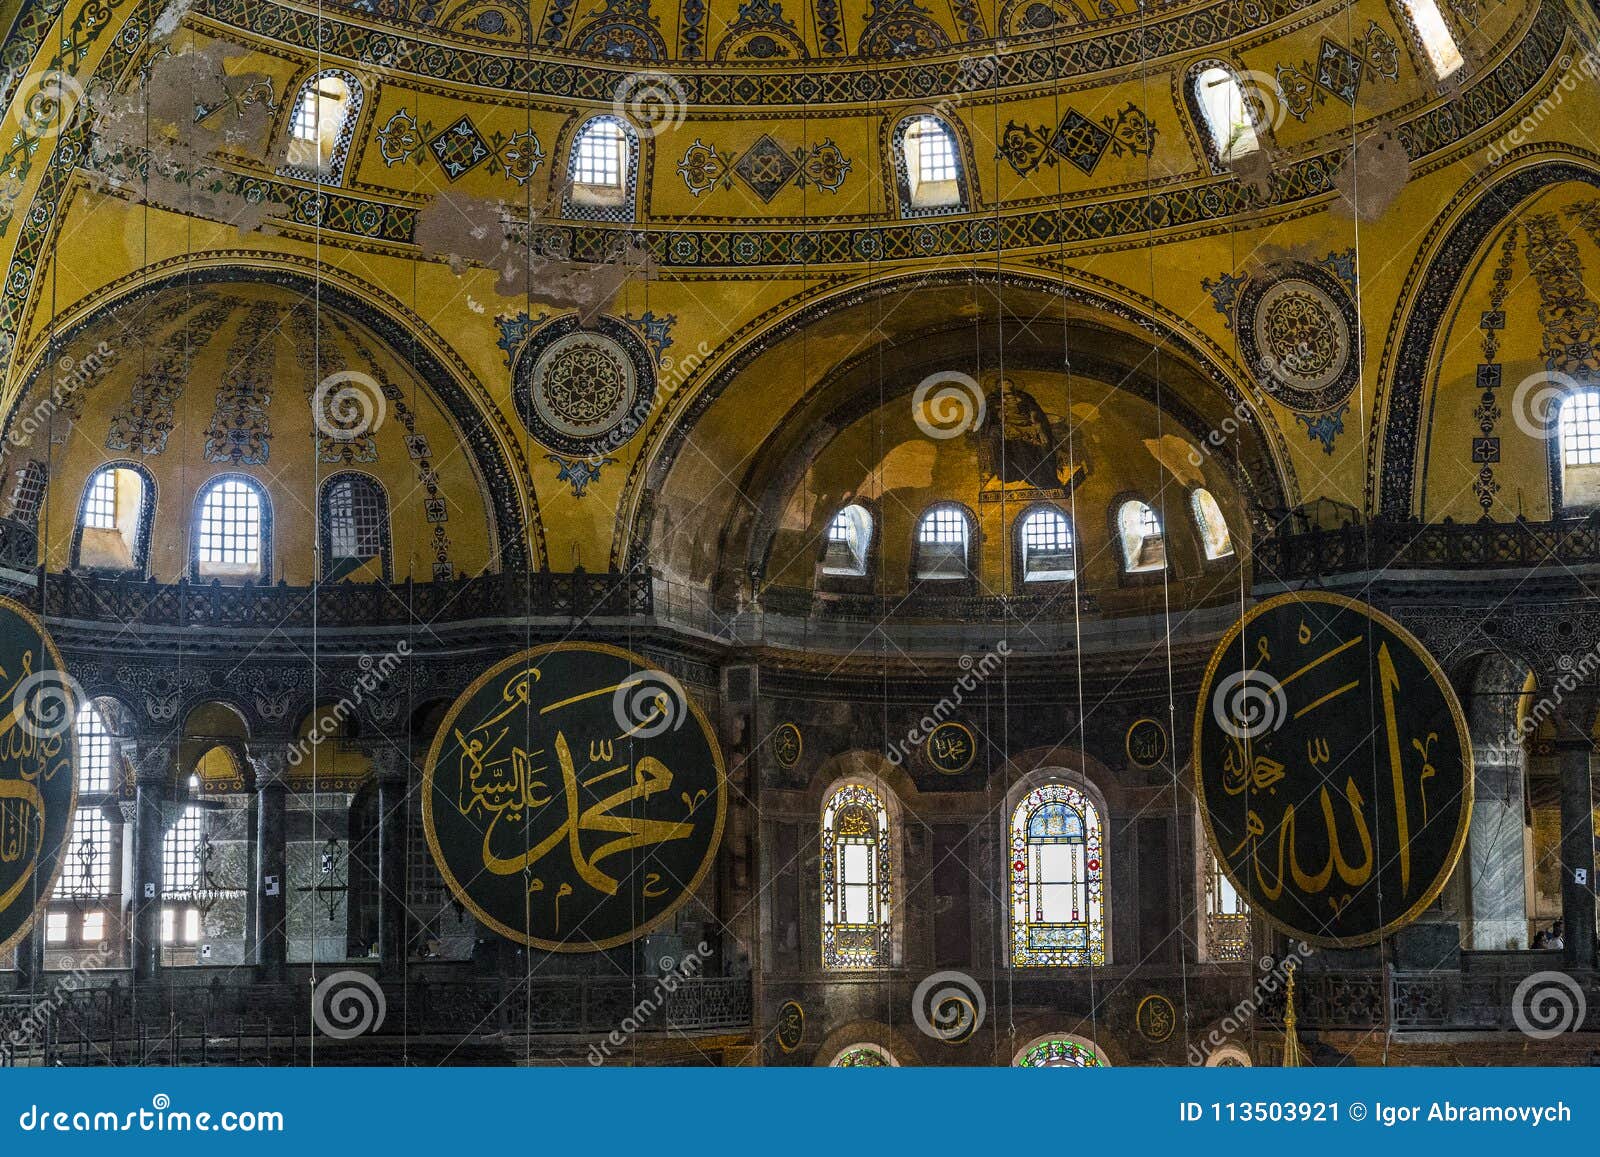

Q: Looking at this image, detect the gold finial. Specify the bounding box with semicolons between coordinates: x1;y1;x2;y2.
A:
1282;959;1304;1067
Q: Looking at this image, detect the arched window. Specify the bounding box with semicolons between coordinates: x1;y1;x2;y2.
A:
193;476;269;581
1203;853;1249;961
1116;499;1165;573
74;463;150;573
1192;66;1260;164
821;781;892;968
283;70;362;184
566;116;638;220
1017;506;1075;582
1398;0;1463;78
1191;488;1234;560
830;1044;898;1067
320;473;391;582
895;114;964;213
1557;390;1600;510
914;504;971;581
162;805;203;948
1010;782;1105;966
1015;1037;1105;1067
822;503;873;576
77;701;113;793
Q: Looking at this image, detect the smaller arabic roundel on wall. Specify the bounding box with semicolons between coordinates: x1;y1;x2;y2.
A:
1125;718;1168;769
422;642;726;951
512;315;657;456
0;597;77;961
1234;262;1360;412
771;722;802;769
775;1000;805;1052
1135;994;1176;1043
925;721;976;774
1194;592;1471;948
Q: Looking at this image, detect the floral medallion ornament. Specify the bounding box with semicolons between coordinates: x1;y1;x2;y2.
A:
512;315;658;456
0;597;77;960
422;642;726;950
1233;261;1362;412
1194;592;1471;947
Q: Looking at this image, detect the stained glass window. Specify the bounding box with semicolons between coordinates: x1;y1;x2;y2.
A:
1205;853;1250;962
1010;783;1105;966
822;782;892;968
831;1044;897;1067
1017;1038;1103;1067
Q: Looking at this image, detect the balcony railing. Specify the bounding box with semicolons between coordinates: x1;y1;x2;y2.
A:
1252;516;1600;583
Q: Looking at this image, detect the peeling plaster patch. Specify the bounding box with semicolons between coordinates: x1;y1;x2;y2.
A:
1144;434;1206;487
1228;149;1275;201
413;189;660;322
150;0;198;43
1332;126;1409;222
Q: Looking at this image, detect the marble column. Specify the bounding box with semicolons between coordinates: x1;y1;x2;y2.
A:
127;741;176;983
369;744;410;978
248;746;290;981
1467;739;1529;949
1555;732;1597;971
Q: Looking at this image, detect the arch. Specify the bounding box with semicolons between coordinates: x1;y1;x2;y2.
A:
563;114;640;223
1376;159;1600;519
71;460;154;575
889;112;968;216
1184;60;1264;170
912;501;977;585
1114;497;1166;574
1191;487;1234;560
319;470;394;582
821;777;895;968
1205;1042;1253;1066
812;1019;924;1067
1014;503;1075;584
280;68;364;185
1011;1031;1110;1067
820;501;874;578
829;1043;899;1066
622;268;1292;578
9;260;538;570
1007;772;1109;967
190;473;271;582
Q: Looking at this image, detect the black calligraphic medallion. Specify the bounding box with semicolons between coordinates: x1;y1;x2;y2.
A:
771;722;802;769
0;598;77;960
925;721;976;774
775;1000;805;1052
1125;718;1168;769
1135;994;1176;1043
423;643;726;951
1194;592;1471;947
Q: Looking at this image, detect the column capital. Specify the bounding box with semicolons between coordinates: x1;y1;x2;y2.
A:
246;745;291;789
124;740;177;788
364;743;413;786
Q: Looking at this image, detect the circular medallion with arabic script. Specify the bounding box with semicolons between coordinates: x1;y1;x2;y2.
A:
0;597;77;960
512;315;657;457
1193;592;1471;947
422;642;725;950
